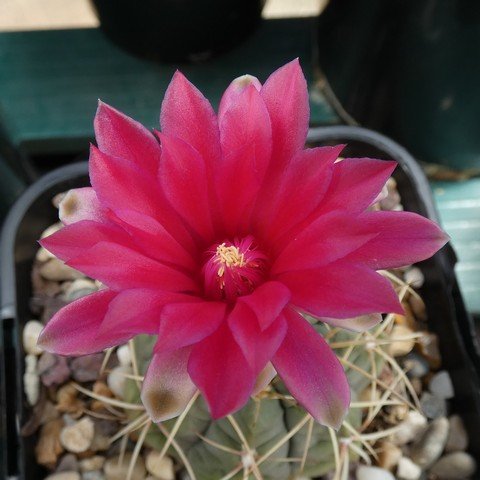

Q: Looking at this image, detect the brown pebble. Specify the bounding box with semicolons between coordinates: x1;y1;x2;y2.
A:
409;294;427;321
410;378;423;396
417;332;441;369
388;325;416;357
90;432;110;453
31;265;62;297
35;418;64;467
56;453;79;473
79;455;105;472
91;381;115;412
394;308;419;331
387;404;409;424
76;449;96;459
41;296;69;323
56;383;84;416
378;441;402;471
93;381;113;397
38;353;70;387
445;415;468;452
70;353;104;382
21;390;50;436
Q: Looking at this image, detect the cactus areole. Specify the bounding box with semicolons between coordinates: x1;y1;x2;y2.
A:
38;60;448;429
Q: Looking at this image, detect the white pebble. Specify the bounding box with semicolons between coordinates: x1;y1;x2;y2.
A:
116;344;132;366
404;267;425;288
40;222;63;239
60;417;95;453
429;370;455;400
23;320;44;355
40;258;85;281
145;451;175;480
82;472;104;480
107;365;132;398
391;411;427;445
36;246;55;262
23;354;40;405
356;465;396;480
104;453;146;480
45;473;81;480
63;279;98;301
430;452;477;480
396;457;422;480
411;417;450;468
25;353;37;373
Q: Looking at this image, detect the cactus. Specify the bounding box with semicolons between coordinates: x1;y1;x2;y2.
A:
49;269;423;480
119;317;385;480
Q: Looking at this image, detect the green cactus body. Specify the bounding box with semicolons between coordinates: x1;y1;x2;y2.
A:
123;320;383;480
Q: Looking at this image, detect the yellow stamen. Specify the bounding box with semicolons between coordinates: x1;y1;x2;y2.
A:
215;243;246;278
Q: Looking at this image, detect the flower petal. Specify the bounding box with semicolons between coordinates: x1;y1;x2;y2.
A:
228;303;287;374
217;85;272;234
255;146;343;242
272;309;350;429
156;301;226;351
89;145;161;220
320;158;397;213
38;290;117;355
59;188;109;225
219;83;271;160
261;59;309;170
90;144;196;250
239;281;290;330
317;313;383;332
218;74;262;121
277;262;403;319
99;289;189;337
216;144;261;236
347;211;449;269
252;363;277;396
142;347;197;422
40;220;132;262
112;209;197;270
160;71;221;171
66;241;198;293
188;322;255;419
271;212;376;274
94;101;161;174
158;133;215;241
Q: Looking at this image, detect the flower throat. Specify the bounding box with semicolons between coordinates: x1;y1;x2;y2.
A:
203;236;267;301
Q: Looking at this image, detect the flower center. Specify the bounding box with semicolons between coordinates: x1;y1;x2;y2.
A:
203;236;267;301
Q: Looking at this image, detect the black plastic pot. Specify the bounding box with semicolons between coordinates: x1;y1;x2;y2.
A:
0;163;89;480
1;129;480;478
91;0;265;62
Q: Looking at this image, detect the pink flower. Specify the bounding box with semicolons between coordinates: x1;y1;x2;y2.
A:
39;60;448;429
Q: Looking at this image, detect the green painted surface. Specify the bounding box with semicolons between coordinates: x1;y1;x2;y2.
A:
432;179;480;314
0;19;338;156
